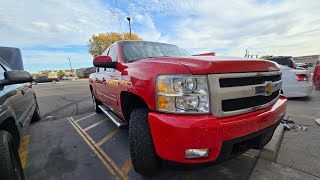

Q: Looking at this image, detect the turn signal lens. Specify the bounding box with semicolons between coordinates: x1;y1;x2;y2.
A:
158;79;166;93
157;96;167;109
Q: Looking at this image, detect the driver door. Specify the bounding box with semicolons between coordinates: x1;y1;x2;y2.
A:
100;44;120;112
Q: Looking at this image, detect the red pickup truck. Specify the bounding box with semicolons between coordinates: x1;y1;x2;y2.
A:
89;40;287;175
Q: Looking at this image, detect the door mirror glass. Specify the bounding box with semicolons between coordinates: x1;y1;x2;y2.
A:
93;56;117;68
0;70;33;86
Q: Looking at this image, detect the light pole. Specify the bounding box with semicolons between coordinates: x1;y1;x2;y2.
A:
127;17;132;40
68;57;73;75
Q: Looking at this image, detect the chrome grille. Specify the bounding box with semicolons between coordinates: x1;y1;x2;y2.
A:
208;71;282;117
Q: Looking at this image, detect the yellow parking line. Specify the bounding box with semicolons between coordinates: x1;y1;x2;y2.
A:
96;129;120;146
75;113;96;122
243;152;256;159
121;159;133;175
83;119;107;131
184;171;194;180
18;135;30;169
68;117;128;180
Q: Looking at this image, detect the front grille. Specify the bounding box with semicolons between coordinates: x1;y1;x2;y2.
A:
219;75;281;87
222;90;280;112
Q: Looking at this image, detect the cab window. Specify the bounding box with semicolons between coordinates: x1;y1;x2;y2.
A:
108;44;118;62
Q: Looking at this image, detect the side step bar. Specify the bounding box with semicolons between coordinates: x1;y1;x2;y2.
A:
98;105;128;128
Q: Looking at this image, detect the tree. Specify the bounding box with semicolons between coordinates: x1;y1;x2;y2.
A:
88;32;142;57
57;70;66;78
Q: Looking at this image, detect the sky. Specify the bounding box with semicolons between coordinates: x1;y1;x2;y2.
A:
1;0;320;73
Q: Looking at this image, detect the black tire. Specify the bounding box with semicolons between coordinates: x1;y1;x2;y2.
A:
31;103;41;122
92;93;101;113
0;131;25;180
52;80;56;84
32;81;37;85
129;108;160;176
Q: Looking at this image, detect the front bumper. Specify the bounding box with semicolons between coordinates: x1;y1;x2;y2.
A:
148;96;287;164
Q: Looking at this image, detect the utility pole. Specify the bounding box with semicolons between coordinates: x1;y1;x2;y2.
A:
68;57;73;75
127;17;132;40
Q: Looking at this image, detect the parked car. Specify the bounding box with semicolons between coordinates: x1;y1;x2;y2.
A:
62;76;70;80
296;63;308;70
266;56;296;69
0;57;41;180
280;65;313;98
32;76;59;84
89;40;287;175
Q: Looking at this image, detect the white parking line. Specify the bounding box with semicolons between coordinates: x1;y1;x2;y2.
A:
75;113;96;122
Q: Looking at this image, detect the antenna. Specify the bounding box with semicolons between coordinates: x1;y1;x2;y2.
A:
115;0;124;40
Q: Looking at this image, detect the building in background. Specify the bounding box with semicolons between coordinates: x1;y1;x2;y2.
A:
76;67;96;78
47;72;58;78
33;69;76;78
293;55;320;72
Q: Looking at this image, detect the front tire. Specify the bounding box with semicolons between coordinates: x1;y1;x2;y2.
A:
32;81;37;85
129;108;160;176
52;80;56;84
92;93;101;113
0;131;25;180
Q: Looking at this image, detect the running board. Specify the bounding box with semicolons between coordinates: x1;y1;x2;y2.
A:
98;105;128;128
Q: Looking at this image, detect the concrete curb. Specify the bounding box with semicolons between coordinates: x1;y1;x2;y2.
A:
259;124;284;162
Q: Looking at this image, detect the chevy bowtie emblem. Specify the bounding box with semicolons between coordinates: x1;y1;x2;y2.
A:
264;82;274;95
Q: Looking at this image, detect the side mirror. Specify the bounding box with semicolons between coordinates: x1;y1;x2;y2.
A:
93;56;118;68
0;70;33;86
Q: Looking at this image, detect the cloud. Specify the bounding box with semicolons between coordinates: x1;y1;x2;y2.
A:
21;49;92;73
1;0;320;74
121;0;320;56
134;14;161;41
0;0;119;47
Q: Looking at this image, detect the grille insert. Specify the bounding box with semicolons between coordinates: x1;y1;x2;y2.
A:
220;75;281;87
222;90;280;112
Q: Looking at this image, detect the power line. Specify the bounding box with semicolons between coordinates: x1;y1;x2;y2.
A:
115;0;124;40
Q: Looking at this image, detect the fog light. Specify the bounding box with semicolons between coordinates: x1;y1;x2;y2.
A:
185;148;209;159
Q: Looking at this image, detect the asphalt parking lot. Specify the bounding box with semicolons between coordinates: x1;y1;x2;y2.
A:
21;80;320;180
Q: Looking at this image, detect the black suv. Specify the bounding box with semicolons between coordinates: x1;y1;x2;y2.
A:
0;47;40;180
32;76;59;85
266;56;297;69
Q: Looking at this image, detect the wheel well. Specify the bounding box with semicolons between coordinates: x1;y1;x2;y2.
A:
121;92;149;122
0;118;20;147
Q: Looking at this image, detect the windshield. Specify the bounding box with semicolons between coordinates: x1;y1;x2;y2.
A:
121;41;190;62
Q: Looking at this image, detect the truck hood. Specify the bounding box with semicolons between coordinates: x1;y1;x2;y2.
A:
137;56;280;74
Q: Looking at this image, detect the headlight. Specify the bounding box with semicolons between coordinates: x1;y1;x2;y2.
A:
156;75;210;113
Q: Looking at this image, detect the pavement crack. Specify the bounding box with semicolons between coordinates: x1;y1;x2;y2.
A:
41;96;91;120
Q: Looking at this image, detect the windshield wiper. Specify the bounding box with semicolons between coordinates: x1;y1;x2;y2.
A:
127;56;170;63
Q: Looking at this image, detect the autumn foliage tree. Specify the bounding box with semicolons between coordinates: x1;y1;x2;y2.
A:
88;32;142;57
